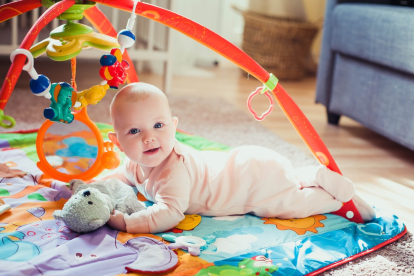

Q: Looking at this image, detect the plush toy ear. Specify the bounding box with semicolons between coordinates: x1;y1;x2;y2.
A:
69;179;86;194
53;210;63;220
89;219;106;230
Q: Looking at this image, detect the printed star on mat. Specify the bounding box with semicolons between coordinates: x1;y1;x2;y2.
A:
0;162;27;178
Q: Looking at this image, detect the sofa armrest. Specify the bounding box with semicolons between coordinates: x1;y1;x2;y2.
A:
315;0;393;107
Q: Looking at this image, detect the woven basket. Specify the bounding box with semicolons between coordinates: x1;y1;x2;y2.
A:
241;10;318;80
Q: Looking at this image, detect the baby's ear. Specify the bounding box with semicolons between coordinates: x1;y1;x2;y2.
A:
108;132;124;152
172;117;178;128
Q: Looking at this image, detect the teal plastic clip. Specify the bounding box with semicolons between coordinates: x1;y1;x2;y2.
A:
261;73;279;94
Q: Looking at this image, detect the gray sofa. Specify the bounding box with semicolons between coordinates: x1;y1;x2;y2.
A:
316;0;414;151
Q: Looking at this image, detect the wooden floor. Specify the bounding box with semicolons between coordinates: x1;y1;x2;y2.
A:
140;66;414;231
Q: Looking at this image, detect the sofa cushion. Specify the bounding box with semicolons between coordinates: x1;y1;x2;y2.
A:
331;4;414;75
329;54;414;150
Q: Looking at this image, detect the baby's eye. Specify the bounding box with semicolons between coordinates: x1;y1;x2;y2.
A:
154;123;164;129
129;128;139;134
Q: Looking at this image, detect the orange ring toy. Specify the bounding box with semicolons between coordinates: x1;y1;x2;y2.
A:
36;106;119;182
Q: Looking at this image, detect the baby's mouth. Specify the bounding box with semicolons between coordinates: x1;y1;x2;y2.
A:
143;147;160;155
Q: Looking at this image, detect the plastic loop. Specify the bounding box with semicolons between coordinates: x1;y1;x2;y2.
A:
247;87;274;121
10;49;39;80
175;236;206;248
0;109;16;129
126;0;140;30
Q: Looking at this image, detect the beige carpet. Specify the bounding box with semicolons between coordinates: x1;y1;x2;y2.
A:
1;87;412;275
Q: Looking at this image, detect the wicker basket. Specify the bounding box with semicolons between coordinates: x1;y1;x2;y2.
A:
241;10;318;80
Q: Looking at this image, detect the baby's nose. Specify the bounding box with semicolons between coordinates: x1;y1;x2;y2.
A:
83;190;91;197
143;136;156;144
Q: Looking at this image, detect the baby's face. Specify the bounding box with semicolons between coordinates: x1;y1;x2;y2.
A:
111;94;177;168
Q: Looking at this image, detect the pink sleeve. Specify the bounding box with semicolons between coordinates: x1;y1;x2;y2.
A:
123;154;191;233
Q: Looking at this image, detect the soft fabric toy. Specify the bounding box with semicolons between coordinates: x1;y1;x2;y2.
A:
53;178;145;233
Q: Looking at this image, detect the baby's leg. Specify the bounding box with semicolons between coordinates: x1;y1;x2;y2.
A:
276;187;343;219
295;165;375;221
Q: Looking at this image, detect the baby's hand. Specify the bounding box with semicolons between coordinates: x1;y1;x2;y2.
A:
107;210;127;232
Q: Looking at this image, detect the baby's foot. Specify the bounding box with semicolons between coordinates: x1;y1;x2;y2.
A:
315;165;355;202
352;193;376;222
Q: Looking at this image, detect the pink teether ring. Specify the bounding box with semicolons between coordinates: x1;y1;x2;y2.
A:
247;87;274;121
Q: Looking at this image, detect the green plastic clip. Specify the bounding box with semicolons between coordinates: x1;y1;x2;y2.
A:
0;109;16;129
261;73;279;94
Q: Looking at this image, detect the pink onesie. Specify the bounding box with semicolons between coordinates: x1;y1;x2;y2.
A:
113;140;355;233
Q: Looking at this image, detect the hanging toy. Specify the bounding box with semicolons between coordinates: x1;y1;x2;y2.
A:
247;73;278;121
10;49;77;124
99;0;138;89
74;82;110;111
99;48;130;89
10;49;51;99
43;82;76;124
118;29;136;54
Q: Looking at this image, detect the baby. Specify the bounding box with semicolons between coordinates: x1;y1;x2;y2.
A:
106;82;375;233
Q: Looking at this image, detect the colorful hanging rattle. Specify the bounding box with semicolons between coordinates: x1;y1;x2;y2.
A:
5;0;142;182
99;1;139;89
11;0;140;124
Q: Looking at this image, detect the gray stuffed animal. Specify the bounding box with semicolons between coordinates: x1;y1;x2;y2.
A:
53;178;146;233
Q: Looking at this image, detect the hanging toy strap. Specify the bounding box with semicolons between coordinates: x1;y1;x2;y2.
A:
99;0;139;89
247;73;278;121
10;49;52;99
119;0;140;54
71;57;77;91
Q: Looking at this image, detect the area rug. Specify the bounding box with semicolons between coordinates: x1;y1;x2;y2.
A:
1;90;412;275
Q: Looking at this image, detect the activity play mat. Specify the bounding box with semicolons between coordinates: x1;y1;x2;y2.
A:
0;0;407;275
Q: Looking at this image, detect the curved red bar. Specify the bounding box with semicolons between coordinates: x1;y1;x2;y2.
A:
0;0;76;110
83;5;139;83
0;0;42;23
272;84;363;223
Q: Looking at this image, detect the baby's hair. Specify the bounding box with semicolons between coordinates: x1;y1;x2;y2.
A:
110;82;169;119
116;82;164;102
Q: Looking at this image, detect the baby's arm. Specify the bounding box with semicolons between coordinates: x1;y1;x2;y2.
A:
111;162;191;234
123;194;189;233
108;210;127;232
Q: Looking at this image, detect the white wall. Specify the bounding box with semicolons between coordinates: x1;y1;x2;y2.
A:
167;0;249;75
153;0;325;76
248;0;307;20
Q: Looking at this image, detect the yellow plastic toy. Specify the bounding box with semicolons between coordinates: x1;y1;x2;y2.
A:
74;83;110;111
30;21;120;61
175;214;202;231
